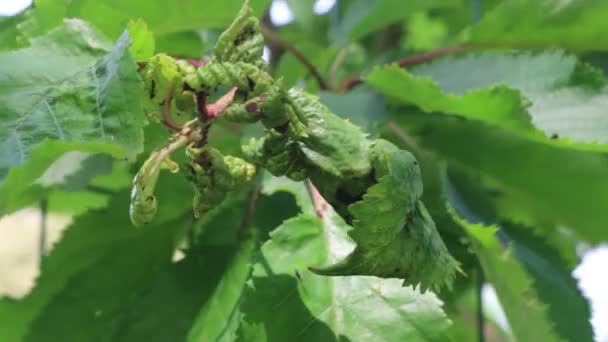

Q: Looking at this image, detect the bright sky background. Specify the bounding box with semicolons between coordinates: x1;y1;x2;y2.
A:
1;0;607;340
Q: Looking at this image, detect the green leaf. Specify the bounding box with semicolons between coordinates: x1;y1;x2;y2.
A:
155;31;204;58
330;0;459;43
366;64;538;136
411;51;608;145
393;111;608;243
319;87;388;131
471;0;608;51
0;19;145;174
0;188;191;342
19;0;272;40
0;13;25;50
502;223;593;342
127;19;155;61
239;211;452;341
0;141;123;216
453;213;564;342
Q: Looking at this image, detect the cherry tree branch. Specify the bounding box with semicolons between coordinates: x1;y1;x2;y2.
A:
261;24;330;90
340;44;471;91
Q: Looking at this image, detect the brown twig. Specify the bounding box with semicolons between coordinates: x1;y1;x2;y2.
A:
340;44;471;91
261;25;330;90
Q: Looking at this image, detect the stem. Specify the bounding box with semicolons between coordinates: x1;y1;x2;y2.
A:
151;120;199;174
238;187;262;239
306;179;328;219
477;264;486;342
327;45;350;88
38;199;48;267
261;24;330;90
341;44;471;91
161;82;183;132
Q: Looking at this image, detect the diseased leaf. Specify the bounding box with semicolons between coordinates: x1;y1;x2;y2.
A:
471;0;608;51
310;142;460;292
453;213;564;342
239;188;452;341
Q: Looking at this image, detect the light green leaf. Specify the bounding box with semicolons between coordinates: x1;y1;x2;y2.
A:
471;0;608;51
411;51;608;145
127;19;155;61
19;0;272;40
0;20;145;216
453;213;564;342
366;64;538;136
0;141;122;216
0;13;25;50
393;111;608;243
0;19;145;171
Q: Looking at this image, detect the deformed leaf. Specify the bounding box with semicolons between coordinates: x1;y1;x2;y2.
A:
311;140;460;292
214;0;265;69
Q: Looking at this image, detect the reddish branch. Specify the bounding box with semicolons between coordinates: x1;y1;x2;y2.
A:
261;24;330;90
306;180;328;219
206;87;238;118
340;44;471;91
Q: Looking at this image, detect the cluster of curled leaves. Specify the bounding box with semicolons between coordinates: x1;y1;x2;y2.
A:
2;0;608;341
131;2;459;293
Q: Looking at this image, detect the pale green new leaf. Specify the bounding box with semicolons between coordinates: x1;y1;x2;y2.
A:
471;0;608;51
454;213;564;342
127;19;155;61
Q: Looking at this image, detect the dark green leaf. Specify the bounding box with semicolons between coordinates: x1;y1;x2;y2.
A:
393;111;608;243
453;214;564;342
